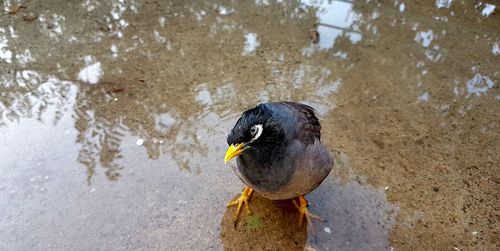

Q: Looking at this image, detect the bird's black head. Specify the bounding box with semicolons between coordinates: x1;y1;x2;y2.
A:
224;104;285;164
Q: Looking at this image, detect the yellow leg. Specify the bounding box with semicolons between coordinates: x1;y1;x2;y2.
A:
293;195;323;227
227;186;254;225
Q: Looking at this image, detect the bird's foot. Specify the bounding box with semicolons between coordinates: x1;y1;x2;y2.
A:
293;196;323;228
227;186;254;226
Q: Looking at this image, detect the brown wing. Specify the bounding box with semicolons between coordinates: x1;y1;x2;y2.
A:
279;102;321;145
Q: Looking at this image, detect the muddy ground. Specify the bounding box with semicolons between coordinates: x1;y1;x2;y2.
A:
0;0;498;250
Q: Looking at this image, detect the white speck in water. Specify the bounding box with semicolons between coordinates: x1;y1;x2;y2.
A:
316;80;341;97
347;32;362;44
155;113;176;133
399;3;405;12
466;73;494;97
472;231;478;235
154;30;166;44
130;4;138;13
384;186;389;191
218;6;233;16
333;51;348;59
136;138;144;146
435;0;452;9
492;43;500;55
194;10;206;21
418;92;430;102
111;44;118;57
49;14;65;35
481;4;496;17
255;0;270;5
45;176;49;180
415;30;434;48
113;97;118;101
0;28;13;63
119;19;129;27
30;178;35;182
15;49;35;65
9;25;17;38
323;227;332;233
90;188;96;193
159;140;164;144
195;86;213;105
77;55;103;84
242;32;260;56
159;16;165;27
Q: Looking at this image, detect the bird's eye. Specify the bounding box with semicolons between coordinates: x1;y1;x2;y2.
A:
249;124;263;142
250;126;257;136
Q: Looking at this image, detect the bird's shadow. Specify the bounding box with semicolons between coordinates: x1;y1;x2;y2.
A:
220;174;398;250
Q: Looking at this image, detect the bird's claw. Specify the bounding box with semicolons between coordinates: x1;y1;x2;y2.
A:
227;187;254;226
293;196;323;229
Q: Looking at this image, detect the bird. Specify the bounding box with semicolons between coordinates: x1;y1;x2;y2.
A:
224;102;334;226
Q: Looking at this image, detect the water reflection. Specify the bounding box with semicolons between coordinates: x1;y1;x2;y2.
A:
465;72;494;97
0;0;499;249
493;43;500;55
14;0;343;183
0;70;74;127
77;56;103;84
0;27;13;63
301;0;362;53
480;3;496;17
435;0;452;9
242;32;260;56
414;30;434;48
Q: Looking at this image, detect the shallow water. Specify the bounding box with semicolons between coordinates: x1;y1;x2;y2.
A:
0;0;498;250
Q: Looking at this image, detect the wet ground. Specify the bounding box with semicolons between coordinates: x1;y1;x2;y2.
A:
0;0;498;250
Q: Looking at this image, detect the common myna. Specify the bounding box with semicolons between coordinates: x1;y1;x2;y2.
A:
224;102;334;226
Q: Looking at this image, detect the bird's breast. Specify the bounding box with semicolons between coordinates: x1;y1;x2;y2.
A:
234;154;295;194
232;139;333;200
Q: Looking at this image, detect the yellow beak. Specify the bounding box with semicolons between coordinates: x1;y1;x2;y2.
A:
224;143;246;164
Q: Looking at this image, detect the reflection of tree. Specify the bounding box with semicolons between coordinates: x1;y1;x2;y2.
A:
65;0;337;182
0;70;74;127
74;92;127;183
1;0;341;182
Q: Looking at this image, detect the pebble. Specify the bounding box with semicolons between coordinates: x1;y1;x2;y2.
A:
323;227;331;233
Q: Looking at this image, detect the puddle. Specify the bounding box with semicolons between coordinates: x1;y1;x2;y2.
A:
0;0;498;250
221;152;398;250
